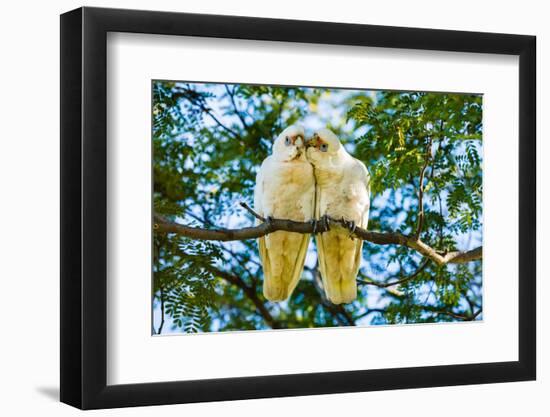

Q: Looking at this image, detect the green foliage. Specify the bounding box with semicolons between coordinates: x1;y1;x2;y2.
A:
348;91;482;324
152;81;483;333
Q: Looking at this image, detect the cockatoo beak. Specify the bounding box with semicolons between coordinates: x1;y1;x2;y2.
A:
295;137;304;148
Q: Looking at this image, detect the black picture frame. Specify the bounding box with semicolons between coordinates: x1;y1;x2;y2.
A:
60;6;536;410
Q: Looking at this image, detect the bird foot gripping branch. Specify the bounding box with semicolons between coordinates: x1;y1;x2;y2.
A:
311;215;331;234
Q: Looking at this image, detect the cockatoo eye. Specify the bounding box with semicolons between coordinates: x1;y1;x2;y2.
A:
285;136;292;146
320;143;329;152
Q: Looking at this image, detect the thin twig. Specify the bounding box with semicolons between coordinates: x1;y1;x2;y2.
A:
415;137;433;239
173;87;242;139
358;259;430;288
239;202;265;222
225;85;249;129
432;307;482;321
207;265;282;329
354;308;387;320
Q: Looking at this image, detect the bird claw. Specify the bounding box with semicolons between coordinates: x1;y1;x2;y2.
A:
321;215;331;232
310;219;318;234
340;217;348;230
346;219;357;239
309;216;331;234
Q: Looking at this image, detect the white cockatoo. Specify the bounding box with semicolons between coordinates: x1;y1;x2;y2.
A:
254;125;315;301
306;128;370;304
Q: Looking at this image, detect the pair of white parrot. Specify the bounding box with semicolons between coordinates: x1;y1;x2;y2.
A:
254;125;371;305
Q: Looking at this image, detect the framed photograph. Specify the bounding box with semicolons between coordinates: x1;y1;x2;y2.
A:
60;6;536;409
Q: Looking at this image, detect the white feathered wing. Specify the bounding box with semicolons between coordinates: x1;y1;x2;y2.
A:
254;156;315;302
315;157;370;304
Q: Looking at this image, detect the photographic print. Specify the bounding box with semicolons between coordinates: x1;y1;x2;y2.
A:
152;81;483;334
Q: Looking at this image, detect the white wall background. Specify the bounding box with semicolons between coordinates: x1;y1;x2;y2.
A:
0;0;545;415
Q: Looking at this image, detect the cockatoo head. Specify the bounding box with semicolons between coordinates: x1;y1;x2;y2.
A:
272;125;307;162
306;128;342;166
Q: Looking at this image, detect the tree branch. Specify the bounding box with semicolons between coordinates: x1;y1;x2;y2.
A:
154;207;482;266
239;201;265;222
173;87;242;139
415;136;433;239
207;265;282;329
157;286;165;334
354;308;387;320
358;259;430;288
429;307;483;321
225;85;249;129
